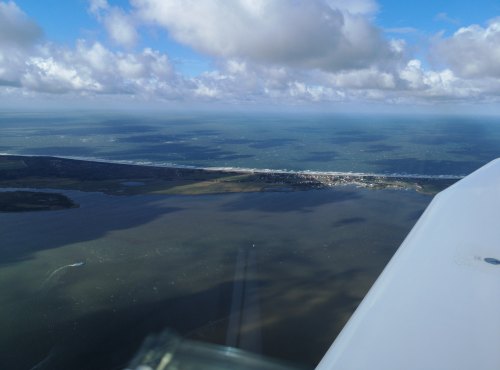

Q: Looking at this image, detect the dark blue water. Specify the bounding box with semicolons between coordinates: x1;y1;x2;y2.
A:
2;112;499;176
0;187;430;370
1;111;499;369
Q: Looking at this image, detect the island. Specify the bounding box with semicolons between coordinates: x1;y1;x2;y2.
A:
0;191;78;212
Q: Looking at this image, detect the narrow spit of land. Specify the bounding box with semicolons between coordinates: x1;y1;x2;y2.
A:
0;155;459;198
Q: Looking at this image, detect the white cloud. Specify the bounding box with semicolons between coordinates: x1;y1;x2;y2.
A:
88;0;109;15
326;0;378;15
0;1;42;86
103;8;138;48
434;12;459;25
130;0;396;72
0;1;42;47
3;1;500;108
192;60;395;104
384;27;418;34
325;68;396;89
0;1;183;99
23;55;102;93
89;0;138;48
286;82;344;102
202;57;492;104
0;45;25;86
397;59;491;101
433;18;500;78
21;41;179;96
400;59;456;94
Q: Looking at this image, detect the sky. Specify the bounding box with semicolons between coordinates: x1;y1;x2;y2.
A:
1;0;500;112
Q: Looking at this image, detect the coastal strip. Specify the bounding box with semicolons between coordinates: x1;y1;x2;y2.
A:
0;154;460;196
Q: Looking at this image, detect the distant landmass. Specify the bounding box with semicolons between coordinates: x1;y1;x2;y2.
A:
0;154;459;197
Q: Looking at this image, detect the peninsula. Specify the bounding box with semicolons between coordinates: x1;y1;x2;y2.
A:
0;155;458;197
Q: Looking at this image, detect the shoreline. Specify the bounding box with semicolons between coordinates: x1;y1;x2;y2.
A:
0;154;460;195
0;152;463;180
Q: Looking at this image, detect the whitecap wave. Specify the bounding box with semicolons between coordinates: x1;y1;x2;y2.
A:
0;152;464;180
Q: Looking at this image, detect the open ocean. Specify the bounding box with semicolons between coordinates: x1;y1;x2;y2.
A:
2;111;500;176
1;112;500;370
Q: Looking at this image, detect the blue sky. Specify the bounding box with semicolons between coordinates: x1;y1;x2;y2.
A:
1;0;500;111
14;0;500;74
377;0;500;31
14;0;213;75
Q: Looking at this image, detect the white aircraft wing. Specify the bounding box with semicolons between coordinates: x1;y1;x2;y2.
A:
316;159;500;370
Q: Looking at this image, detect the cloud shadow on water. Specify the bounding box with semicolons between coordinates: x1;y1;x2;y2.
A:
18;146;100;157
0;194;183;265
363;144;400;153
12;281;239;370
13;265;367;370
332;217;366;228
215;138;256;145
117;134;191;144
327;131;387;145
222;189;362;213
188;129;221;136
300;151;338;162
102;143;255;164
248;138;298;149
55;126;159;136
260;275;362;366
369;157;479;175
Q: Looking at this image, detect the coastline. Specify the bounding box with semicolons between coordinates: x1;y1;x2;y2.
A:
0;152;445;369
0;154;459;196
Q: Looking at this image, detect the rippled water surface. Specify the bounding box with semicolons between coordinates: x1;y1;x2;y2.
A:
1;112;497;369
0;187;431;369
2;112;500;175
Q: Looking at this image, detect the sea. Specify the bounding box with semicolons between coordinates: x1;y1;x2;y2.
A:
1;111;499;370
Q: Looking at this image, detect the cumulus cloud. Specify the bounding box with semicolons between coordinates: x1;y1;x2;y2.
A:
387;59;500;104
0;1;184;97
0;1;42;47
433;18;500;78
199;57;494;104
22;41;182;96
324;68;396;89
88;0;109;15
0;1;42;86
326;0;378;15
399;59;462;96
89;0;138;48
2;0;500;107
130;0;398;72
104;8;138;48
